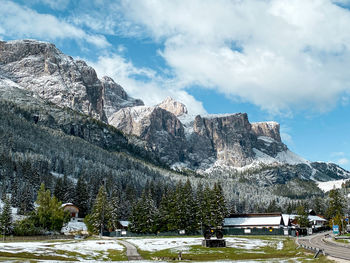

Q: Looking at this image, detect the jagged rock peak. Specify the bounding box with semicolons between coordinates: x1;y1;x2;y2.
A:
0;39;60;64
0;39;143;123
109;105;185;164
157;96;188;117
101;76;144;121
251;121;281;142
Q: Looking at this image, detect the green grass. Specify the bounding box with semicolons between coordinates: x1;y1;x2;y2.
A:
106;249;128;261
0;251;75;261
138;237;334;262
334;238;350;244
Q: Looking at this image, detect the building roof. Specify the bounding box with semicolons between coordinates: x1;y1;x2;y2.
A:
289;214;327;222
224;214;284;227
61;203;74;207
119;220;130;227
61;203;79;210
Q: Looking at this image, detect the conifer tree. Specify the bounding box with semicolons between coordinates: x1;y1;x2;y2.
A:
19;184;34;214
296;205;310;227
130;191;159;233
212;183;227;226
74;176;89;217
178;180;198;233
0;197;13;235
158;191;172;232
85;185;112;234
11;177;20;207
62;174;75;203
201;184;215;227
53;177;65;202
109;189;120;230
326;189;346;232
326;189;345;219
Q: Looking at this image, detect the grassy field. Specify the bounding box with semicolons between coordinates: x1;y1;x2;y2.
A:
0;239;127;262
137;236;334;262
0;235;336;262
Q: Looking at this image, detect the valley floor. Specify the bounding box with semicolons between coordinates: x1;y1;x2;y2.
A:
0;235;335;262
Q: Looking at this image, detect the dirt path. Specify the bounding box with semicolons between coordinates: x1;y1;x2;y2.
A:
117;239;143;260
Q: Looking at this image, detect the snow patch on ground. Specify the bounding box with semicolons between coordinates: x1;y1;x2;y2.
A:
61;220;87;234
125;237;201;251
0;239;124;260
317;179;349;192
56;240;123;255
125;237;278;252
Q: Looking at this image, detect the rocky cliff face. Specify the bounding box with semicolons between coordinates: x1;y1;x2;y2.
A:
251;122;281;142
0;40;143;122
110;97;289;169
189;114;256;167
109;105;186;163
101;76;144;121
158;97;188;116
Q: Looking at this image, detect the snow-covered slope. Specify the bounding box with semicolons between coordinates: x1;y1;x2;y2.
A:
317;179;349;192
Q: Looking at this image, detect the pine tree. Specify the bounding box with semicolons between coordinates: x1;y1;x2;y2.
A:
177;180;198;233
130;191;159;233
19;184;34;214
10;177;20;207
0;197;13;235
109;189;120;230
201;184;215;227
62;174;75;203
85;185;112;234
74;176;89;217
158;191;172;232
326;189;346;232
53;177;65;202
326;189;345;219
296;205;310;227
212;183;227;227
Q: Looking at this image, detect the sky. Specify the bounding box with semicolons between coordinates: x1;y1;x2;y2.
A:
1;0;350;169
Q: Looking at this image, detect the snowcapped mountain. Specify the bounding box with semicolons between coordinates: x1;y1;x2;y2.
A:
110;97;350;183
1;39;349;191
0;39;143;123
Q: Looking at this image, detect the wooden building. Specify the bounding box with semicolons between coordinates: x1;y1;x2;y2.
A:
62;203;79;218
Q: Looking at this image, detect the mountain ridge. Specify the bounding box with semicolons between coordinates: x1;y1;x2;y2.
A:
0;38;349;208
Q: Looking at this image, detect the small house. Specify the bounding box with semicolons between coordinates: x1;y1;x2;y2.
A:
117;220;130;230
62;203;79;218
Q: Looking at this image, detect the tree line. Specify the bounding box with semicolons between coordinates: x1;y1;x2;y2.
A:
85;180;227;235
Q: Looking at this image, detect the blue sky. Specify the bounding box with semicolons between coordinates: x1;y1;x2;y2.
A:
1;0;350;169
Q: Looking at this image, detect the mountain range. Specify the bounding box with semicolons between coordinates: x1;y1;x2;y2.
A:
0;39;348;212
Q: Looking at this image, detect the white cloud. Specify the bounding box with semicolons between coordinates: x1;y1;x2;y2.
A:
0;0;109;48
111;0;350;114
87;53;206;115
337;158;349;165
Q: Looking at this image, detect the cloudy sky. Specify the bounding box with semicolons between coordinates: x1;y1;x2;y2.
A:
1;0;350;169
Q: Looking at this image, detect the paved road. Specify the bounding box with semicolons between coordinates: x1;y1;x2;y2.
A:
298;231;350;261
117;239;143;260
